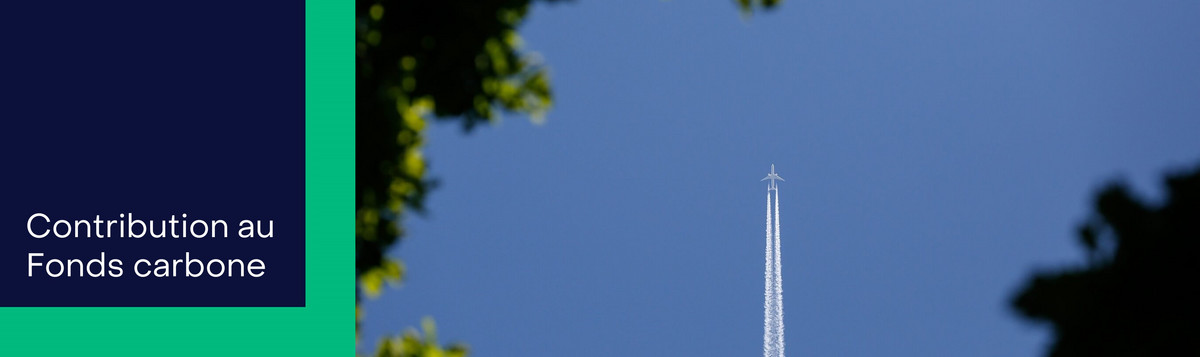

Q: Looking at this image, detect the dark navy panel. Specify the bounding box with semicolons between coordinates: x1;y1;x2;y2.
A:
0;0;304;306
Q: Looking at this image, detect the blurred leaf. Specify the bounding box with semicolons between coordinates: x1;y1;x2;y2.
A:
736;0;781;14
374;318;469;357
361;259;406;298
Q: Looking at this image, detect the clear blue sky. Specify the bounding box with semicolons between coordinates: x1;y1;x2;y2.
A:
360;1;1200;355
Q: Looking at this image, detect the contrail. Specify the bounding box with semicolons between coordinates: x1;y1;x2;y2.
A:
764;192;775;357
773;188;785;357
762;165;785;357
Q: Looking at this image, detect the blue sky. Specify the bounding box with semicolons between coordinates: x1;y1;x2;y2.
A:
360;1;1200;355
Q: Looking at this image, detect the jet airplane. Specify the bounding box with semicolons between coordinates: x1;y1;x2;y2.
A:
762;164;784;191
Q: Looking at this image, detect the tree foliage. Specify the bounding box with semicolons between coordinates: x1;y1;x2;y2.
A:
356;0;559;298
373;318;468;357
736;0;782;14
355;0;562;353
1012;163;1200;356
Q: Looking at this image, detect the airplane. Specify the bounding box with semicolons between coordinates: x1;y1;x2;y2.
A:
761;164;784;191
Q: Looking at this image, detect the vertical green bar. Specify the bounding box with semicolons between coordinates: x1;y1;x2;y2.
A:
304;0;355;352
0;0;351;355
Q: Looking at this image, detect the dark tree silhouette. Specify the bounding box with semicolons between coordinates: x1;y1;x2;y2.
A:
1012;163;1200;356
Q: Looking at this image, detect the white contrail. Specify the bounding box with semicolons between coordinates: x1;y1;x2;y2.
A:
764;192;775;357
773;188;785;357
763;185;785;357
